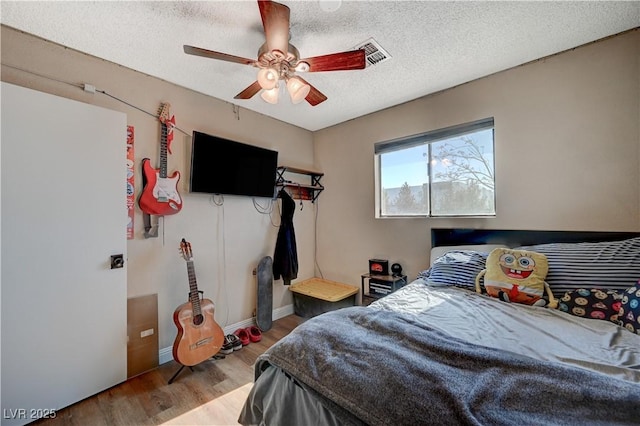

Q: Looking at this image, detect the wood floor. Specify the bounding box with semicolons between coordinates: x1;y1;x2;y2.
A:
33;315;304;426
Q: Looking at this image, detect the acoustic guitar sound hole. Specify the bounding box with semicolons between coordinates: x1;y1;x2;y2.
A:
193;314;204;326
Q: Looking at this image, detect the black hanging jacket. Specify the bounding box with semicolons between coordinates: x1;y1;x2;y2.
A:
273;189;298;285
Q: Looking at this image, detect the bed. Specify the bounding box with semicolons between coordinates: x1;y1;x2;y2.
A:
239;229;640;425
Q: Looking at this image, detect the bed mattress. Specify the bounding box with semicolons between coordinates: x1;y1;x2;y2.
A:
239;282;640;425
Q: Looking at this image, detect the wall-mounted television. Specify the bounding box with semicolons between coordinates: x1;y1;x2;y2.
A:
189;131;278;198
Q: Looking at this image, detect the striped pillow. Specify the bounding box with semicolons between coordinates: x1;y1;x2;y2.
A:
515;237;640;297
417;250;488;289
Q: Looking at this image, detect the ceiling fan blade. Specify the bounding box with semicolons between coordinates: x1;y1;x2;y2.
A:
234;81;262;100
299;49;366;72
296;77;327;106
184;45;256;66
306;86;328;106
258;0;290;54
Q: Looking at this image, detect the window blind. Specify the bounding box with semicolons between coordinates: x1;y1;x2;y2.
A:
374;117;494;155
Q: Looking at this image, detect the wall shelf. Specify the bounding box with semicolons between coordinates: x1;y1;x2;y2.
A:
275;166;324;203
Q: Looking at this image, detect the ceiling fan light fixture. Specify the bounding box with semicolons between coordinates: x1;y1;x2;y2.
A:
287;77;311;104
184;1;367;107
257;67;279;90
271;49;286;60
294;61;310;73
261;86;279;104
319;0;342;13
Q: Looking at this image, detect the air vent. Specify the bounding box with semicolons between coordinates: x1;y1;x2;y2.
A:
354;38;391;67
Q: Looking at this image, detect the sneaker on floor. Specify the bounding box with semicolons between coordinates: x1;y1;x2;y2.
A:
228;334;243;351
234;328;250;346
220;335;234;355
247;325;262;343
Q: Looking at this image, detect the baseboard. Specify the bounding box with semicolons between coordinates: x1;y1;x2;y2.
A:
272;303;295;321
159;303;295;365
159;346;174;365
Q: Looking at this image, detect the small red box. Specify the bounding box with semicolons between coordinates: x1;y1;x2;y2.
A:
368;259;389;275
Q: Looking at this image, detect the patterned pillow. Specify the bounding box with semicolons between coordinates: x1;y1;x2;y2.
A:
515;237;640;297
417;250;488;289
618;281;640;335
558;288;622;323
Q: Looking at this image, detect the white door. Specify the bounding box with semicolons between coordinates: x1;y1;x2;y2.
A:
1;82;127;426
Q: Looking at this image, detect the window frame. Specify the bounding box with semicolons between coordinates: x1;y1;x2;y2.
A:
374;118;496;218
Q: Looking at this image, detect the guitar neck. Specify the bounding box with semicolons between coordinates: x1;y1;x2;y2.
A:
186;260;201;315
159;123;168;179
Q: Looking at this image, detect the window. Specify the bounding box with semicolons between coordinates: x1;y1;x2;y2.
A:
375;118;495;217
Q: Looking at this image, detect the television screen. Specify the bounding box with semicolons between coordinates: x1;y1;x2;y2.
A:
189;131;278;198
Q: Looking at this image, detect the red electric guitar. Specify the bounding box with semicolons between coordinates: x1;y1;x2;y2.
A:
172;239;225;367
139;103;182;215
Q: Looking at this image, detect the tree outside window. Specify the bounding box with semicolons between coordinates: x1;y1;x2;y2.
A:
377;119;495;217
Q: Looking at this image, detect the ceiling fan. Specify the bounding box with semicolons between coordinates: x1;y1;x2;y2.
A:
183;0;366;106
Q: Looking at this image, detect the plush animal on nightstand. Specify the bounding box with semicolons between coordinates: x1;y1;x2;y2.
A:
475;248;558;308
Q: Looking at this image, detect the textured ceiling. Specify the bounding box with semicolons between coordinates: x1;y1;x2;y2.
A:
2;1;639;131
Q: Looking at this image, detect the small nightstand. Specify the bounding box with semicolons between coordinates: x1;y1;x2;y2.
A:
361;273;408;306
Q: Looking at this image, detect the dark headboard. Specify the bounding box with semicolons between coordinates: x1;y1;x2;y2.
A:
431;228;640;248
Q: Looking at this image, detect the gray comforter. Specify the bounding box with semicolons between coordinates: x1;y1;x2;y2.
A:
242;300;640;425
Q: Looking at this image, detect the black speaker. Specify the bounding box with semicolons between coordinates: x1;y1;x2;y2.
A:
391;263;403;277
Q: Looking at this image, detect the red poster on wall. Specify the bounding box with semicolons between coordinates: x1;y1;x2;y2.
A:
127;125;135;239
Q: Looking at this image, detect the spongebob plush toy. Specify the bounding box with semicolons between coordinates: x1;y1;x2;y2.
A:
476;248;558;308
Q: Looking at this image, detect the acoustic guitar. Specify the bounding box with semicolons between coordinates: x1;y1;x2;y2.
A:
172;239;225;366
138;103;183;216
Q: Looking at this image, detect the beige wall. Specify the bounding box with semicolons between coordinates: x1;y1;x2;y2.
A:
1;26;315;350
313;30;640;289
3;25;639;347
